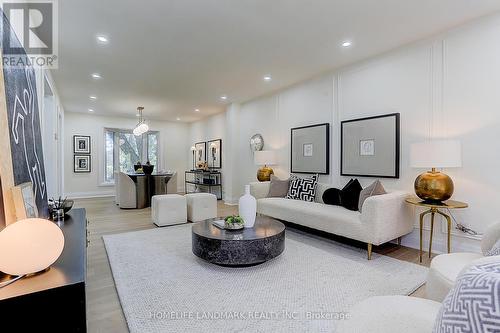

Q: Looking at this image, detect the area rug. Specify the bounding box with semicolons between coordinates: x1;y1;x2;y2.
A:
104;224;428;333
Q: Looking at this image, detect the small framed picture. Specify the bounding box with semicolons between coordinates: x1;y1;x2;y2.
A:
195;142;206;165
74;135;91;154
303;143;313;157
360;139;375;156
207;139;222;169
74;155;91;173
11;182;38;219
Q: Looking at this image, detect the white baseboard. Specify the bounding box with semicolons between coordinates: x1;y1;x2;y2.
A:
400;227;481;254
65;191;116;199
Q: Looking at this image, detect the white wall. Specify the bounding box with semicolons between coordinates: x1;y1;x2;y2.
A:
38;69;65;199
189;14;500;253
64;112;190;198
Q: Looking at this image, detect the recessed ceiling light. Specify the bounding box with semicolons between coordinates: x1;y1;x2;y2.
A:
88;108;94;112
220;95;228;101
91;73;101;79
96;35;109;44
89;95;97;100
341;40;352;48
263;75;272;82
194;108;200;112
176;117;181;121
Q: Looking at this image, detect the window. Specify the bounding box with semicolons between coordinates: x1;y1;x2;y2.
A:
104;129;159;183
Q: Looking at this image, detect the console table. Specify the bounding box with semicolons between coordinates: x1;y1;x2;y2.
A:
0;208;88;332
185;170;222;200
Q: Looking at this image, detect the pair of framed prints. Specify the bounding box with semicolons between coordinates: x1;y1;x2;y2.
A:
73;135;91;173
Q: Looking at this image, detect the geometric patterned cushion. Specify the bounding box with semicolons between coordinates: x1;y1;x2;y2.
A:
285;174;318;202
433;258;500;333
486;239;500;257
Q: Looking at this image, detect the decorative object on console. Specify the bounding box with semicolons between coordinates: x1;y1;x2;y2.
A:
195;142;206;166
190;146;196;170
358;180;386;212
267;175;290;198
74;155;91;173
410;140;462;203
291;123;329;174
0;218;64;277
11;182;38;219
73;135;91;154
254;150;277;181
133;107;149;136
250;133;264;151
48;197;67;222
239;185;256;228
322;187;342;206
134;161;142;172
208;139;222;169
286;174;319;202
341;113;400;178
340;179;363;211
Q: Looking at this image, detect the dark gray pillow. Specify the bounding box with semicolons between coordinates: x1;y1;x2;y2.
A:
267;175;290;198
358;180;386;212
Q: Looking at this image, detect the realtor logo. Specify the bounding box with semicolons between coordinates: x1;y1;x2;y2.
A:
1;0;58;68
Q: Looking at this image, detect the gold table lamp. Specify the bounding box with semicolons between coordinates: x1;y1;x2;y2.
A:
254;150;277;182
410;140;462;203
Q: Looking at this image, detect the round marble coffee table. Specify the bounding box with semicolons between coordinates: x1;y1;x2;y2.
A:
192;216;285;266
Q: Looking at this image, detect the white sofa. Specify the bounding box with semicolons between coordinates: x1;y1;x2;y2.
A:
250;182;413;259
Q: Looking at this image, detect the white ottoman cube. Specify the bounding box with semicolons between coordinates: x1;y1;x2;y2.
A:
151;194;187;227
185;193;217;222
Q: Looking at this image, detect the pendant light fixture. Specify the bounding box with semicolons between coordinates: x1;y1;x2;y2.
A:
133;106;149;136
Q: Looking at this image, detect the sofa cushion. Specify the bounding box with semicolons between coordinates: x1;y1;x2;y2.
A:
267;175;290;198
322;187;342;206
257;198;368;242
340;179;362;211
285;174;318;202
358;180;386;212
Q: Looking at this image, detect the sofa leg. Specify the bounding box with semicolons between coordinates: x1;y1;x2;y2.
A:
367;243;372;260
397;237;402;246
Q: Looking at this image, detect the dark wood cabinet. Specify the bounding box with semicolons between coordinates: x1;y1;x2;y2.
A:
0;208;87;332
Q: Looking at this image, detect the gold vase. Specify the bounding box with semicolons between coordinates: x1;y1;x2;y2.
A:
257;166;274;182
414;168;454;203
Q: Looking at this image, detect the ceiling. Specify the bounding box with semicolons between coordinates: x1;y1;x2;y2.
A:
52;0;500;122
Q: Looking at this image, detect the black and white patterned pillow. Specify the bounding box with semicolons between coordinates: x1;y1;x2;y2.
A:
285;174;318;202
433;259;500;332
486;239;500;256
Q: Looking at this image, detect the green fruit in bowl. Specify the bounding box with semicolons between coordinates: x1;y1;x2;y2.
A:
224;215;244;228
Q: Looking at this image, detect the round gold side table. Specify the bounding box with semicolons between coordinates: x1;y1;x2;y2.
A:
405;197;468;263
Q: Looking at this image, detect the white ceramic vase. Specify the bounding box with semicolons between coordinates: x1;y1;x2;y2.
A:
239;185;256;228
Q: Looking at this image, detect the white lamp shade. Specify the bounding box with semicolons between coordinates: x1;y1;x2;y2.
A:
254;150;277;166
0;218;65;276
410;140;462;168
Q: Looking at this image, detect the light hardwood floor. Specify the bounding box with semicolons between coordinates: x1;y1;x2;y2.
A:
78;197;432;333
